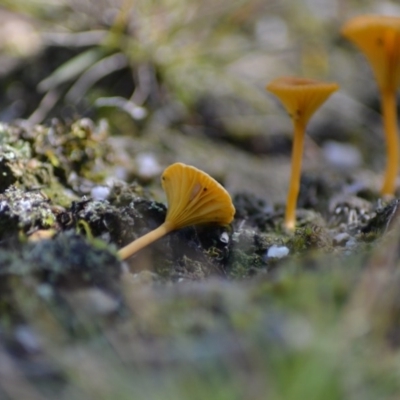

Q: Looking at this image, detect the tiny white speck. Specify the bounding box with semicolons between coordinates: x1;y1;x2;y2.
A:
19;199;32;211
266;245;289;259
220;232;229;243
0;200;7;212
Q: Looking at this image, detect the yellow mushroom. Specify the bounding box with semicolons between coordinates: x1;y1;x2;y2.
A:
341;15;400;196
266;76;339;231
118;162;235;260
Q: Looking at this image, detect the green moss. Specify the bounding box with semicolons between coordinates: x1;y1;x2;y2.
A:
288;225;333;254
0;186;57;239
229;248;264;278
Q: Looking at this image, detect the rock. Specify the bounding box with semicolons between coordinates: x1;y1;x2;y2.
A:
265;245;290;259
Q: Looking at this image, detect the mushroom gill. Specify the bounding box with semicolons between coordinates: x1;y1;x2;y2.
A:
118;163;235;260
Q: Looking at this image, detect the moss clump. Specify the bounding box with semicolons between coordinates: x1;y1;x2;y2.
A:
227;229;287;277
0;122;56;193
26;232;121;292
0;185;57;240
229;249;264;278
26;119;113;192
0;231;122;336
0;119;115;199
0;231;120;291
288;224;333;254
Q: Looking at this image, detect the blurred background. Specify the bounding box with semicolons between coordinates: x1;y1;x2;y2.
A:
1;0;399;202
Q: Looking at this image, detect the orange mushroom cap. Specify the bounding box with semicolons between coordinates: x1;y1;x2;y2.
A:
161;162;235;230
341;15;400;91
266;76;339;125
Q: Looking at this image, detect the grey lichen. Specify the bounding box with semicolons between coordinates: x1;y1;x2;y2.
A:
0;185;56;238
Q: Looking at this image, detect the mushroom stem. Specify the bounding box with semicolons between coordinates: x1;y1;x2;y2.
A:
285;120;306;230
380;88;399;196
118;221;175;260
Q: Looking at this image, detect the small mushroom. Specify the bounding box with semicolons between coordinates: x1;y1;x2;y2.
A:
266;76;338;230
118;162;235;260
341;15;400;196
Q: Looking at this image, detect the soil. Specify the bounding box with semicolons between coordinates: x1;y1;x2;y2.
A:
0;115;398;398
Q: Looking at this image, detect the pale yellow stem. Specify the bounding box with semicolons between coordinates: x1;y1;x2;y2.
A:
285;120;306;231
380;88;399;196
118;221;174;260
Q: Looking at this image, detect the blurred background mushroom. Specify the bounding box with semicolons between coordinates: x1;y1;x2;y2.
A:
341;15;400;197
266;76;338;230
0;0;397;205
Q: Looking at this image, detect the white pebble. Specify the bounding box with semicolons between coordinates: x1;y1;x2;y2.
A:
220;232;229;243
266;245;289;259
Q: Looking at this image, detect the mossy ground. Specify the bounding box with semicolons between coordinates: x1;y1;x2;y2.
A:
0;117;398;400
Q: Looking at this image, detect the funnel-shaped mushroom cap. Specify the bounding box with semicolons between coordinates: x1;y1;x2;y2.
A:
341;15;400;91
161;163;235;229
266;77;339;125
